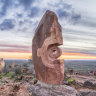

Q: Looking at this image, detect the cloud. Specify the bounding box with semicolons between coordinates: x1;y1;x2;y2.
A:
71;11;81;23
0;43;31;48
28;7;40;17
56;7;81;24
57;10;70;18
19;0;35;9
19;21;24;26
0;0;13;17
0;19;16;30
17;13;23;18
0;43;32;53
0;49;31;53
0;0;95;56
62;47;96;55
78;17;96;29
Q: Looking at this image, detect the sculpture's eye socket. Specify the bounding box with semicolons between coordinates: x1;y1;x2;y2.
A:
48;45;62;59
53;49;57;54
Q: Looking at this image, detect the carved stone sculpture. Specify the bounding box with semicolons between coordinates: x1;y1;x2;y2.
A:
0;58;5;73
32;10;64;84
11;61;15;71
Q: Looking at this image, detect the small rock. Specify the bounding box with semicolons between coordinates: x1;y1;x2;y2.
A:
83;81;95;89
80;89;96;96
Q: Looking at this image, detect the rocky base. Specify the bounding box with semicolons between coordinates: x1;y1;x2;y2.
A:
28;81;80;96
0;82;30;96
0;77;96;96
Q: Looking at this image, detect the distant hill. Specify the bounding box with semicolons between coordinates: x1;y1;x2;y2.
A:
64;60;96;72
5;59;28;65
4;59;96;73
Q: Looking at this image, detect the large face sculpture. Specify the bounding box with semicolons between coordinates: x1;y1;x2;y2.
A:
32;10;64;84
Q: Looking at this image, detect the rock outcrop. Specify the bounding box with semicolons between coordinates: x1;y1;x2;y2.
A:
12;61;15;69
28;82;80;96
80;89;96;96
0;58;5;73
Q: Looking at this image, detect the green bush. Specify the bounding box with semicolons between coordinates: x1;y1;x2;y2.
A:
0;73;5;79
9;65;12;68
33;77;38;84
6;72;15;79
15;67;22;75
67;78;75;84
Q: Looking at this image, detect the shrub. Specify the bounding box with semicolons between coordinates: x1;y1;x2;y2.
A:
33;77;38;84
6;72;16;79
67;78;75;84
0;73;5;79
14;67;22;75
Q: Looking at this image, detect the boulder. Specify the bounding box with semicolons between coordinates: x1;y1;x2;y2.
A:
80;89;96;96
28;81;80;96
84;81;96;89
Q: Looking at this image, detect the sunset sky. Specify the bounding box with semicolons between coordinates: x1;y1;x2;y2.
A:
0;0;96;59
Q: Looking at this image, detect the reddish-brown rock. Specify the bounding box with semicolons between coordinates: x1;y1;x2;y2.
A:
32;10;64;84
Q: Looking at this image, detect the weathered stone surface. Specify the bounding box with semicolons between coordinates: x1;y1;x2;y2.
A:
0;82;30;96
80;89;96;96
12;61;15;69
28;83;80;96
84;81;96;89
32;10;64;84
0;58;5;73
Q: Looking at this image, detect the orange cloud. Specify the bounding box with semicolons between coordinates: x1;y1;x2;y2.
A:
59;52;96;60
0;52;96;60
0;52;32;59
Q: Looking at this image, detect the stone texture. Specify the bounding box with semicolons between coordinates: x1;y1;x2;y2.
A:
83;81;96;89
80;89;96;96
0;82;30;96
12;61;15;69
0;58;5;73
28;83;80;96
32;10;64;84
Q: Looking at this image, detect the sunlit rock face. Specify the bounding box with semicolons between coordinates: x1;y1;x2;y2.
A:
32;10;64;84
0;58;5;73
